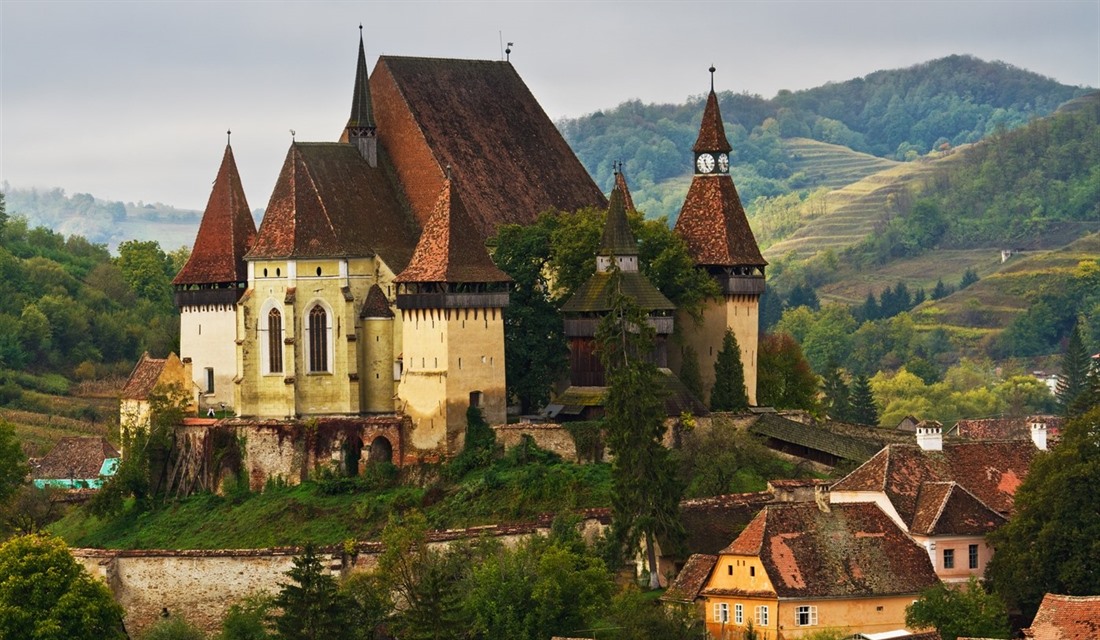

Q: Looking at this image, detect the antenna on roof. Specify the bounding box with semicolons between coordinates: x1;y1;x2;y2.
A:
709;65;716;92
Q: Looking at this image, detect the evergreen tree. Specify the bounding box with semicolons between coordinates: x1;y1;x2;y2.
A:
849;373;879;426
271;544;352;640
859;291;880;322
822;360;851;421
959;268;980;289
1055;321;1093;417
786;283;819;311
931;279;949;300
711;330;749;411
678;345;704;404
596;268;683;589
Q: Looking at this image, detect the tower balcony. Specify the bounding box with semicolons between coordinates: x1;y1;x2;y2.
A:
564;315;674;338
395;291;510;310
174;285;247;308
718;274;766;296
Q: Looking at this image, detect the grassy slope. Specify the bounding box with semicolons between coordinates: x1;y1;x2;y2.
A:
783;137;899;191
6;390;119;457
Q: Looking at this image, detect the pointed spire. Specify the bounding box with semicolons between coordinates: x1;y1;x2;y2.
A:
173;143;257;286
347;25;375;131
600;176;638;257
394;178;510;284
613;162;636;213
693;70;732;154
360;284;394;318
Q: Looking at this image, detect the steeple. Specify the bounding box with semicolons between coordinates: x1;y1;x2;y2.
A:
693;69;732;155
597;176;639;274
612;162;636;213
345;26;378;167
173;141;257;292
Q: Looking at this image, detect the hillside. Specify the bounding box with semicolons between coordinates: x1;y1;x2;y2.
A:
782;137;899;191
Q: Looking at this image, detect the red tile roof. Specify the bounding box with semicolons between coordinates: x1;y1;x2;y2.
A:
371;56;607;238
909;481;1006;536
1025;594;1100;639
32;437;119;480
679;491;774;555
245;143;418;271
950;416;1063;441
662;554;717;603
173;145;256;285
693;90;733;153
718;502;939;598
675;175;766;268
359;284;394;318
832;442;1036;525
394;179;511;284
120;352;166;400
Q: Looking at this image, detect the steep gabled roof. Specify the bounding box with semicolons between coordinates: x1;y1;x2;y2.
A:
346;31;375;131
693;90;733;153
599;184;638;257
245;143;417;270
370;56;606;238
173;145;256;285
717;502;939;599
676;175;766;267
394;179;510;284
909;481;1006;536
832;442;1036;525
1025;594;1100;639
661;554;717;604
121;352;167;400
560;271;675;314
32;437;120;480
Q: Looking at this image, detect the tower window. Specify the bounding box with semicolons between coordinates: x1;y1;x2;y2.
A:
469;391;482;408
267;309;283;373
204;367;214;394
308;304;329;372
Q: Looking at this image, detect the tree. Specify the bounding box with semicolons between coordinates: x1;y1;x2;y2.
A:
270;543;351;640
596;268;684;589
0;533;126;640
678;345;703;404
987;405;1100;620
139;615;207;640
821;360;851;421
905;577;1009;640
116;239;174;306
849;373;879;426
0;420;28;507
218;594;275;640
1055;321;1094;416
338;573;391;640
711;329;748;411
756;332;819;411
931;278;950;300
959;267;980;289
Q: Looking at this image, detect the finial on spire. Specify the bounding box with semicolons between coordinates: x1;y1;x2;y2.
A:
709;65;716;92
506;42;513;62
227;129;231;145
290;129;296;142
445;164;452;180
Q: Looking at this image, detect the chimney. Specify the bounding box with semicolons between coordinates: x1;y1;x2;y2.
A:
916;420;943;451
1028;417;1048;451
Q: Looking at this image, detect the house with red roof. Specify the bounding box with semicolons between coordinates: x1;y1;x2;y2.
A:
120;352;195;440
1023;593;1100;639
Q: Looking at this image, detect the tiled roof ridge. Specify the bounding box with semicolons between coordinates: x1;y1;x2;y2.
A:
173;144;256;285
938;480;1006;529
613;168;636;213
296;144;340;254
692;89;733;153
921;480;956;532
380;54;514;65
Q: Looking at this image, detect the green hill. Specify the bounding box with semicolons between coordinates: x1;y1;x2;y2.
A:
782;137;899;191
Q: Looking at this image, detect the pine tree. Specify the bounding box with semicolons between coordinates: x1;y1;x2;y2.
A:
272;543;352;640
849;373;879;426
860;291;880;322
822;360;851;421
1056;321;1094;417
679;345;704;404
596;268;683;589
710;329;748;411
931;279;949;300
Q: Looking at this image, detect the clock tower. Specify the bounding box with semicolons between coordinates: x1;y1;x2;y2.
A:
673;68;766;406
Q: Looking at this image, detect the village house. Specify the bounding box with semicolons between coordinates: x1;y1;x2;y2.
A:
31;436;119;490
685;501;939;639
119;352;196;438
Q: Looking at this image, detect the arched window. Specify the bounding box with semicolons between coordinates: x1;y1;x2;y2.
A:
267;308;283;373
308;304;328;372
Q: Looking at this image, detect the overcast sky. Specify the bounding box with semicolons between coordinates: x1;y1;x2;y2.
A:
2;0;1097;211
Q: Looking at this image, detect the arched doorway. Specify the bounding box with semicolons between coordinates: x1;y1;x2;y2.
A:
342;436;363;477
367;436;393;465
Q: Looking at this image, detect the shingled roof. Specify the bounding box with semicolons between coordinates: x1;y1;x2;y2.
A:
370;56;606;238
173;144;256;285
750;413;884;463
676;175;766;268
394;178;511;284
614;168;636;213
346;31;375;131
121;352;167;400
661;554;717;604
599;185;638;257
1024;594;1100;640
359;284;394;318
908;481;1006;536
832;442;1036;525
560;271;674;314
693;90;733;154
245;143;417;270
714;502;939;599
32;437;120;480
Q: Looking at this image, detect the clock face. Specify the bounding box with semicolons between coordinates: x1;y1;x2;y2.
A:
717;153;730;173
696;153;715;174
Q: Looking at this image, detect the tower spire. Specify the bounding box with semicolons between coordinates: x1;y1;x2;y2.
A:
346;25;378;166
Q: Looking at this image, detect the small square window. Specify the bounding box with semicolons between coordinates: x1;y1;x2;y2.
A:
796;605;818;626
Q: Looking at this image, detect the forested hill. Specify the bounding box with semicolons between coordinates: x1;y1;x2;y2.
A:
559;55;1089;220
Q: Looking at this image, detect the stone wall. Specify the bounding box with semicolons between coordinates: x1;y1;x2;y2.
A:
494;422;579;461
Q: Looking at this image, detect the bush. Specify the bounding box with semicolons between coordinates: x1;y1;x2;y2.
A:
139;615;207;640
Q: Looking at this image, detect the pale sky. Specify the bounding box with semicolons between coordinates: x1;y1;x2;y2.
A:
2;0;1097;211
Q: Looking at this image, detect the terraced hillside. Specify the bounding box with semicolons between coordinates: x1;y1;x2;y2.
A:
817;248;1004;305
783;138;899;191
4;384;120;458
762;148;969;261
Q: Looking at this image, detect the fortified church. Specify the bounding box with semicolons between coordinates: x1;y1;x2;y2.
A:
140;32;764;483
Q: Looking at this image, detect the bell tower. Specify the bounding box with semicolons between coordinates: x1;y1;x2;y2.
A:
344;25;377;167
673;68;766;406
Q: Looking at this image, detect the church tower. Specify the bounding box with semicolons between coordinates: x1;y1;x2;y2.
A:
673;70;767;406
173;139;257;413
394;178;511;455
342;26;377;167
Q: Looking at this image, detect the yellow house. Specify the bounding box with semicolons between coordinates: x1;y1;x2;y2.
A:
696;502;939;639
119;352;195;442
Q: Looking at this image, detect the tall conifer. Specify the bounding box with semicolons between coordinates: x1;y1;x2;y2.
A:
1056;321;1094;417
711;329;748;412
849;373;879;426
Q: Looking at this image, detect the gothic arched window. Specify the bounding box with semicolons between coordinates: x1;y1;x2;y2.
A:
267;308;283;374
308;304;329;372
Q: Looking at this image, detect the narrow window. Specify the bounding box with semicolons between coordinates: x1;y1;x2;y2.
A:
749;566;755;577
268;309;283;373
309;304;328;372
727;565;733;576
969;544;979;569
734;603;743;624
755;605;769;626
204;367;214;394
469;391;482;408
943;548;955;569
